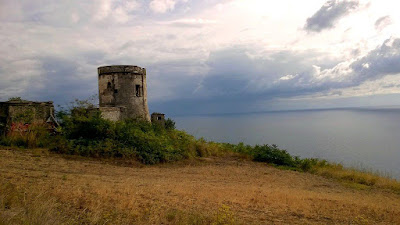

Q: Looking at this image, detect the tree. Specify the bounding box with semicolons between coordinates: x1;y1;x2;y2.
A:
165;118;176;130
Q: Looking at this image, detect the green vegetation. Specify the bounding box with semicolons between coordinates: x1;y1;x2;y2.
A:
0;123;52;149
1;98;399;193
165;118;176;130
0;99;229;164
8;97;24;102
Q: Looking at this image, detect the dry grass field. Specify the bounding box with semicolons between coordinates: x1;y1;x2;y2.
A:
1;147;400;225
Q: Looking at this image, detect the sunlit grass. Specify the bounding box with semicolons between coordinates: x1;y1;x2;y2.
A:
312;162;400;193
1;148;400;224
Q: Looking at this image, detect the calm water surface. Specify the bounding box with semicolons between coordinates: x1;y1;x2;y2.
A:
175;109;400;179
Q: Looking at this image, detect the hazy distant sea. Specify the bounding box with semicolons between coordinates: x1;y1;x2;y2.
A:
175;108;400;179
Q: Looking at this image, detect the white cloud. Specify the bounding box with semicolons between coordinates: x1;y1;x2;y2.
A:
160;18;217;27
93;0;140;23
279;74;297;81
149;0;177;13
93;0;113;21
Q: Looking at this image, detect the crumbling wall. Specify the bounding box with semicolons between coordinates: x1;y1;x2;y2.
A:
0;104;7;133
99;107;125;122
151;113;165;127
0;101;55;133
8;103;53;123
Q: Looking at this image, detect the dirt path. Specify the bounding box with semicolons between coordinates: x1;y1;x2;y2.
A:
0;148;399;224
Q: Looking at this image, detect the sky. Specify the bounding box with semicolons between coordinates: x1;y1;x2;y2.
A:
1;0;400;115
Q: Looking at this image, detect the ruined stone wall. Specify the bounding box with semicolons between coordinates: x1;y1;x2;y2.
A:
0;101;54;133
99;107;125;122
151;113;165;127
0;104;8;133
98;65;150;121
0;104;7;119
3;102;53;123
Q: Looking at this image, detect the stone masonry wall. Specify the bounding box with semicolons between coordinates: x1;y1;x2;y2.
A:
0;101;54;133
98;65;150;122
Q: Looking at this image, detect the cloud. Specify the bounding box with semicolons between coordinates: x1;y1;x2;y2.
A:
0;59;45;100
149;0;178;13
262;37;400;97
1;0;400;114
375;16;392;31
304;0;359;32
279;74;297;81
160;18;217;27
172;37;400;103
350;38;400;82
0;0;141;26
151;37;400;114
92;0;141;24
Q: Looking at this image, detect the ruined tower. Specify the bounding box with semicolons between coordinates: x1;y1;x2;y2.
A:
98;65;150;122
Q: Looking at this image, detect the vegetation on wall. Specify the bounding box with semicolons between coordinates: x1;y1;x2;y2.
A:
8;97;24;102
0;118;5;135
12;109;35;124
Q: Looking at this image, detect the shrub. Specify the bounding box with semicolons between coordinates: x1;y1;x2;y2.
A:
0;123;52;148
297;158;319;172
165;118;176;130
53;106;204;164
8;96;25;102
252;144;296;167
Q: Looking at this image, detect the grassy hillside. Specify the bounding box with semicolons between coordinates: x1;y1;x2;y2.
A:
1;101;400;224
1;100;399;194
1;148;400;225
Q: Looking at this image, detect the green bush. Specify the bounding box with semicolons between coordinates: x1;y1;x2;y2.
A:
165;118;176;130
296;158;319;172
252;144;296;167
52;104;204;164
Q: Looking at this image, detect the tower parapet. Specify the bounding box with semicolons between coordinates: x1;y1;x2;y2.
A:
98;65;150;121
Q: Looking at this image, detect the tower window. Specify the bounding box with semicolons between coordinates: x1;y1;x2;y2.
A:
135;85;142;97
114;89;118;94
157;116;162;120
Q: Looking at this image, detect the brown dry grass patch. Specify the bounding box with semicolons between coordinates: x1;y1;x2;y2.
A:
0;148;400;224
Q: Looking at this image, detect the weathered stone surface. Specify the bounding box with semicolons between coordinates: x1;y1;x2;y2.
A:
151;112;165;127
98;65;146;75
98;65;150;122
99;107;125;122
0;101;55;133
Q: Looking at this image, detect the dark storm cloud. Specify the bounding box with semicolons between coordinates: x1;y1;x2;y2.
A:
3;50;106;105
375;16;392;31
264;38;400;96
151;47;336;115
28;57;99;105
153;38;400;115
351;38;400;82
196;47;334;98
304;0;359;32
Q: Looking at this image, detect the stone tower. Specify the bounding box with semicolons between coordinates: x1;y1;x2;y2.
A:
98;65;150;121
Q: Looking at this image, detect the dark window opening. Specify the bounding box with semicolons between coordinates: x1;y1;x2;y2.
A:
114;89;118;94
157;116;162;120
107;82;112;88
135;85;141;97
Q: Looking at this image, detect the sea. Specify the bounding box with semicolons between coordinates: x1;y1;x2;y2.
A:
175;108;400;180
